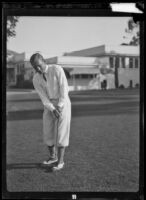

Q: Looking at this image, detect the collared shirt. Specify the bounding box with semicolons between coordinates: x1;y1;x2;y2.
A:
44;64;49;73
33;64;69;112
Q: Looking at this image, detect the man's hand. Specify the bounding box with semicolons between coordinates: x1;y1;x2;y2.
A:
52;108;60;119
55;106;63;114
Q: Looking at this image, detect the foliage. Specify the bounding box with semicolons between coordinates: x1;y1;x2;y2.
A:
119;84;125;89
7;16;19;39
123;18;139;46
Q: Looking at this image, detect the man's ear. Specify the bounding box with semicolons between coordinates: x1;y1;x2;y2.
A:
36;66;42;74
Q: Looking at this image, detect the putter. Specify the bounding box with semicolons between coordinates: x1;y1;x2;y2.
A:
55;112;59;161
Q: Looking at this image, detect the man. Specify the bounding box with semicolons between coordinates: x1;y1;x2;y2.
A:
30;53;71;171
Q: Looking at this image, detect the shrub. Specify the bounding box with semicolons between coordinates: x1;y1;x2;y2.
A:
119;84;125;89
135;83;139;88
22;80;34;89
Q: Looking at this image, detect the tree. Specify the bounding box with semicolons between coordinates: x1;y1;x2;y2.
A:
7;16;19;40
123;18;139;46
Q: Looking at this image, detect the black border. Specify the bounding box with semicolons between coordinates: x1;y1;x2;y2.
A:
2;2;144;200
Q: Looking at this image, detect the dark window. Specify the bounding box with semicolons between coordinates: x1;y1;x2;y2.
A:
17;65;20;74
121;57;125;68
75;74;79;79
129;58;133;68
74;74;94;79
115;57;119;68
82;74;89;79
109;57;114;68
135;58;139;68
129;80;133;88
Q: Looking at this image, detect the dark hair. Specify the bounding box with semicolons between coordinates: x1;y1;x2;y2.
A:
30;53;45;71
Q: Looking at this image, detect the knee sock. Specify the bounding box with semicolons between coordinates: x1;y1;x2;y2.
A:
58;146;65;164
48;145;56;159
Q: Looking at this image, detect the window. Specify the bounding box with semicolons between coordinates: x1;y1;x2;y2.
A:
125;57;129;68
17;64;20;74
109;57;114;68
82;74;89;79
135;58;139;68
129;58;133;68
129;80;133;88
76;74;80;79
121;57;125;68
115;57;119;68
8;68;15;83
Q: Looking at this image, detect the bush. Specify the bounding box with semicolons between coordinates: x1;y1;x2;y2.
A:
15;80;33;89
22;80;34;89
119;84;125;89
135;83;139;88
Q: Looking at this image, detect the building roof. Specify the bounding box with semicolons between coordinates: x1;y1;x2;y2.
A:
46;56;58;64
64;45;140;57
105;45;140;56
58;56;100;66
70;67;100;75
7;49;25;63
7;49;20;55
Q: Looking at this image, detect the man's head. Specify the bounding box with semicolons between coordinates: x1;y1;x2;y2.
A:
30;53;47;74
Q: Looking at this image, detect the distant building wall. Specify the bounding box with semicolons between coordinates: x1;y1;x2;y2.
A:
7;63;17;86
87;55;140;90
118;68;139;88
7;50;25;87
117;56;139;88
97;56;110;67
24;61;35;81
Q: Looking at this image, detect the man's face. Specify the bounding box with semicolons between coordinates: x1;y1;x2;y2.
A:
34;59;46;73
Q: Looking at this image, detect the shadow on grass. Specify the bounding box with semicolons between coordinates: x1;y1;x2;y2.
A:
7;101;139;121
6;163;56;173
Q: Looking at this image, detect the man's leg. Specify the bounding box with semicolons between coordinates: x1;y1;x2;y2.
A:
52;146;65;171
43;109;56;146
56;100;71;147
43;145;58;165
57;146;65;164
43;110;58;165
52;99;71;170
48;145;56;159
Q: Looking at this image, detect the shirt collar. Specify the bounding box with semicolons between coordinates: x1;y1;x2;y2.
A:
44;64;49;73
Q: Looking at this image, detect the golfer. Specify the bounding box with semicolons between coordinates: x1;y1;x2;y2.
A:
30;53;71;171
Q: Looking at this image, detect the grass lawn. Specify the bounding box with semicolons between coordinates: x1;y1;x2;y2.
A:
6;89;140;192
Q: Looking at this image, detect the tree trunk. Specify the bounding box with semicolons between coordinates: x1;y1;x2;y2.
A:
114;57;119;88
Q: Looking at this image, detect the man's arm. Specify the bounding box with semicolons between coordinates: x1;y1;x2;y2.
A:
56;66;69;110
33;77;55;112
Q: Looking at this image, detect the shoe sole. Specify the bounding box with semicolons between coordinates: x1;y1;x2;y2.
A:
52;167;64;171
52;163;64;171
43;160;58;165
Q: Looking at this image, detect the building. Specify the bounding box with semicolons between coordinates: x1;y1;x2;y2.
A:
23;56;101;90
56;56;102;90
61;44;140;89
9;44;140;90
7;50;25;87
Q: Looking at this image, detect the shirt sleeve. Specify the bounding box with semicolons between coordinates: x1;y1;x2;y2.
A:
56;66;69;108
33;76;55;112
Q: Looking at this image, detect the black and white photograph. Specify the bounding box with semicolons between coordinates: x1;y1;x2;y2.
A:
2;2;144;199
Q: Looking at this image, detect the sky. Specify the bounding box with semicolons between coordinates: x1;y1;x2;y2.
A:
7;16;132;60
